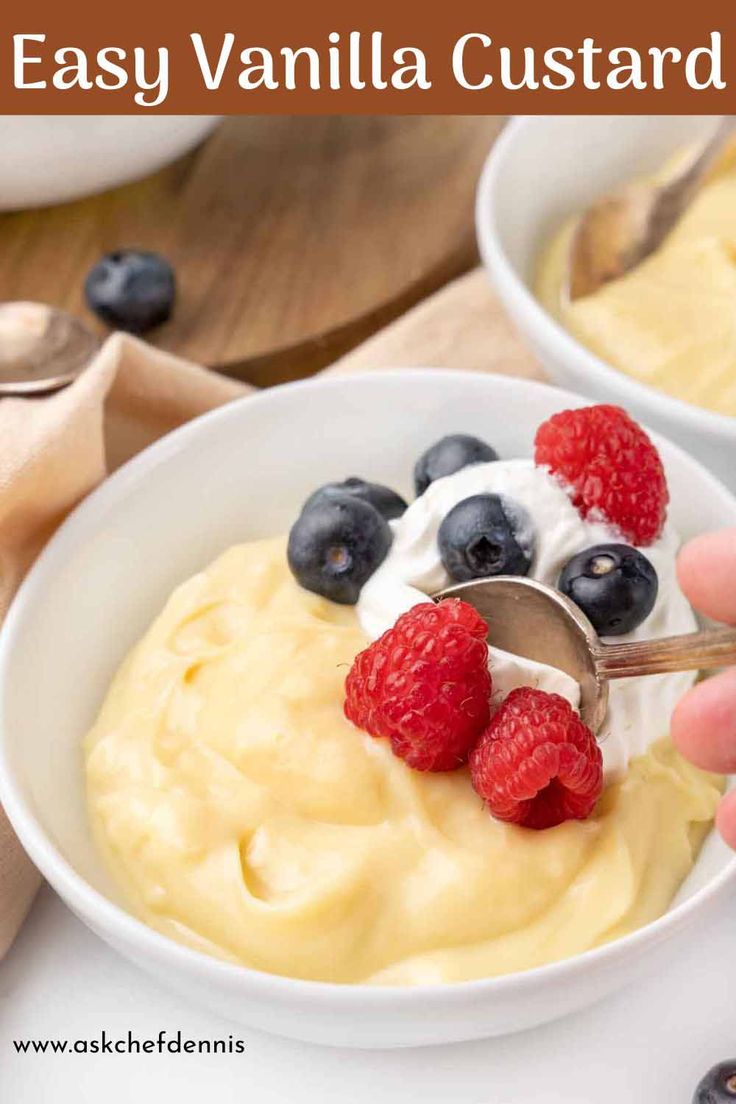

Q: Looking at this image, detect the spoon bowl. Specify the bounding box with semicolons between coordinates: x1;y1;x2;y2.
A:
0;302;99;395
436;576;608;733
436;575;736;736
565;115;735;301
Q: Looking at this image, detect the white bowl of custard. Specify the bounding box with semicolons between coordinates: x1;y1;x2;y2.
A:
476;116;736;491
0;370;734;1047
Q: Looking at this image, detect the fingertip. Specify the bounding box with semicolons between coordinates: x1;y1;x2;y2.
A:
675;537;702;597
716;790;736;851
676;529;736;624
671;669;736;774
671;690;710;770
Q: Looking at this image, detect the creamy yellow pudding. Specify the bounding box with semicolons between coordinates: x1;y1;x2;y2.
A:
537;148;736;418
85;536;721;985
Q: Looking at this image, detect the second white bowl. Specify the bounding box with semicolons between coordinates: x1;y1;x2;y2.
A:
476;115;736;491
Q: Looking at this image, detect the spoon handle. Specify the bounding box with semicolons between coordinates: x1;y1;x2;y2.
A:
593;627;736;680
643;117;736;259
672;115;736;196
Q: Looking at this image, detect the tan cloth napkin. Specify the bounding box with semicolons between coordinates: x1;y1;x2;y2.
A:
0;267;540;958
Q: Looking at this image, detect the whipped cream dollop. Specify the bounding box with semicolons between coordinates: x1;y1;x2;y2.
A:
357;459;696;781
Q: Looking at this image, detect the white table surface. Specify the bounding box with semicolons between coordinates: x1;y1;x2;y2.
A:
1;884;734;1103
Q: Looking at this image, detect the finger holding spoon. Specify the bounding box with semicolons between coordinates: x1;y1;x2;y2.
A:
677;529;736;625
671;529;736;843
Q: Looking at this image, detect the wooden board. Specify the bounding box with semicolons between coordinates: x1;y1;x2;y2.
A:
0;116;503;386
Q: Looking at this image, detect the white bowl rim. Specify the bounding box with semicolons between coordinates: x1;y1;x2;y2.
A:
0;367;734;1007
476;115;736;439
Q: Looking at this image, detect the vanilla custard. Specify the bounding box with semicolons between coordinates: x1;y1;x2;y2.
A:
85;537;721;985
537;146;736;418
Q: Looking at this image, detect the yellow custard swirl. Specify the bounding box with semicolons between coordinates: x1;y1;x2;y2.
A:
537;148;736;418
85;537;721;985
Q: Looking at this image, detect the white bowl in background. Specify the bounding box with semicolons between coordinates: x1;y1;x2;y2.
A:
0;370;734;1049
476;115;736;491
0;115;220;210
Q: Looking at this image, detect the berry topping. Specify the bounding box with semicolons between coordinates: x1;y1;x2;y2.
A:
414;434;499;496
693;1061;736;1103
559;543;658;637
470;687;603;830
438;493;535;582
534;404;668;546
344;599;492;772
302;477;407;521
287;494;392;605
84;249;176;334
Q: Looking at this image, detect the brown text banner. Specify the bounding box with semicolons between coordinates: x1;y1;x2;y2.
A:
0;0;733;112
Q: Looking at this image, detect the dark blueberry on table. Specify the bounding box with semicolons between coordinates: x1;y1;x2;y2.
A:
558;543;658;637
438;493;535;582
413;434;499;496
287;493;392;604
692;1060;736;1103
84;249;176;334
302;477;407;522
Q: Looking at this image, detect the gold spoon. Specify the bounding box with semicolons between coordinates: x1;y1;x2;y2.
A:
0;302;100;397
566;116;736;302
435;576;736;736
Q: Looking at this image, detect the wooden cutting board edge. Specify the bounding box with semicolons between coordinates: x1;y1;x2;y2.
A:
221;235;478;386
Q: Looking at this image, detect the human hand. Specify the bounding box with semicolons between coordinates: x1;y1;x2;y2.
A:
671;529;736;847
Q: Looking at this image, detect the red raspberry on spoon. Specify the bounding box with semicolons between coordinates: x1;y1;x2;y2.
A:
534;403;668;547
344;599;492;772
470;687;603;830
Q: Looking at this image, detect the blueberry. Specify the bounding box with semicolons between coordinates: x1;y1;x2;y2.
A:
302;477;407;521
559;543;658;637
84;250;176;334
414;434;499;496
692;1061;736;1103
287;494;392;604
438;494;535;582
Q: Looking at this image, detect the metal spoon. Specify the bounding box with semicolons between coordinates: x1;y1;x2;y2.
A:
0;302;99;397
566;115;736;302
435;576;736;736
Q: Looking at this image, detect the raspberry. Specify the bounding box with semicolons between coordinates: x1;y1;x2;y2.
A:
469;687;602;830
534;404;668;546
344;599;492;772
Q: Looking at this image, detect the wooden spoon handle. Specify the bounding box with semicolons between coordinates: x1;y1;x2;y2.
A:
594;627;736;680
